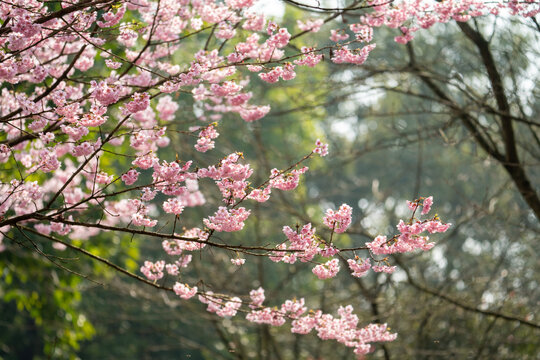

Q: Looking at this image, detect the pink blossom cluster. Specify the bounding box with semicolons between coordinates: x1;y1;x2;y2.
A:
173;282;198;300
323;204;353;233
347;258;371;278
176;255;193;269
297;19;324;33
203;207;251;232
162;198;185;215
407;196;433;215
350;24;374;42
330;29;350;42
121;169;140;186
249;287;265;309
313;139;329;156
246;307;287;326
294;47;324;67
140;260;165;281
267;28;291;49
290;305;397;356
247;297;308;326
152;160;194;195
162;240;184;256
70;141;99;157
268;166;308;191
0;180;43;217
357;0;540;44
198;153;253;182
230;258;246;266
199;292;242;317
198;153;253;202
270;222;339;266
156;95;179;121
259;63;296;83
366;197;451;255
177;228;209;251
372;265;397;274
331;44;377;65
115;199;157;227
312;258;341;279
90;80;121;106
97;5;126;28
166;264;179;276
195;124;219;153
247;187;272;202
123;92;150;114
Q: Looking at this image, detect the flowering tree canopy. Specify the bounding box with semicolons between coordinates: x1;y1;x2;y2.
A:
0;0;538;357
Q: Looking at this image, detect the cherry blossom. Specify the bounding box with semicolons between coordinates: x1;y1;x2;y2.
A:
323;204;353;233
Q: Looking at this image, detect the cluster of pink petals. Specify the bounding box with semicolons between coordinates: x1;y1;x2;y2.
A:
70;141;99;157
132;153;158;170
372;265;397;274
291;305;397;356
239;105;271;122
323;204;353;233
162;240;184;256
203;206;251;232
141;187;157;201
210;81;243;97
367;197;450;255
90;80;121;106
349;24;373;42
97;5;126;28
297;19;324;32
166;264;179;275
407;196;433;215
194;124;219;153
269;166;308;191
313;139;329;156
347;258;371;278
230;258;246;266
357;0;539;45
105;59;122;69
247;187;271;202
246;297;307;327
249;287;265;309
330;29;350;42
121;169;140;185
198;153;254;202
174;227;209;251
367;217;450;255
162;198;185;215
312;258;340;279
176;255;193;269
131;212;157;227
270;223;338;264
199;292;242;317
294;47;323;67
259;63;296;83
123;92;150;114
140;260;165;281
173;282;198;300
331;44;376;65
246;307;287;326
267;28;291;49
198;153;252;182
0;180;43;217
156;95;179;121
122;199;157;227
152;160;193;195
